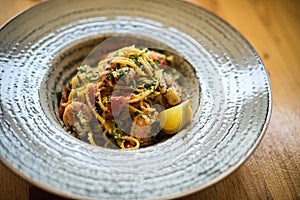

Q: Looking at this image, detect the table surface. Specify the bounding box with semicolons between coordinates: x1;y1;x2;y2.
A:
1;0;299;199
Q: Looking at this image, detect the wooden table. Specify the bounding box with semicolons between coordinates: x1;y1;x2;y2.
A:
1;0;299;199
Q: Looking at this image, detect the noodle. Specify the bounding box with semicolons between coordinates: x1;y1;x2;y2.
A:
58;46;188;149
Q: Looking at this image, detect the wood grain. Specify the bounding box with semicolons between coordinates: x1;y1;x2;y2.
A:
1;0;299;200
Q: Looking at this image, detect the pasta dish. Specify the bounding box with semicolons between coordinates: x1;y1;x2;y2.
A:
58;46;192;150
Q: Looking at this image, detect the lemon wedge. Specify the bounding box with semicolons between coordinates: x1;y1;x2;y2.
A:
159;100;192;134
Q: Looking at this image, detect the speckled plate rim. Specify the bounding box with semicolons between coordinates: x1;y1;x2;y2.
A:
0;0;272;199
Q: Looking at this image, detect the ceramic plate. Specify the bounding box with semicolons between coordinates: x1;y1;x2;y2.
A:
0;0;271;199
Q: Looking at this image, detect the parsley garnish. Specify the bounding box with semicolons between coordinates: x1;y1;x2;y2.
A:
144;80;156;90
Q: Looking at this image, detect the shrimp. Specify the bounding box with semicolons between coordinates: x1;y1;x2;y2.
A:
63;102;93;137
131;113;160;147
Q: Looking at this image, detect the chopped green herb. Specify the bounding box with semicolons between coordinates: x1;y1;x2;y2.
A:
105;72;113;80
111;121;122;139
118;69;125;77
144;83;152;90
129;55;138;60
144;80;157;90
107;96;111;103
138;113;145;120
